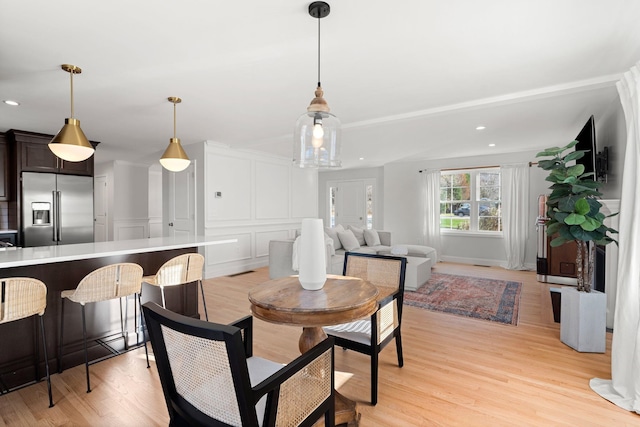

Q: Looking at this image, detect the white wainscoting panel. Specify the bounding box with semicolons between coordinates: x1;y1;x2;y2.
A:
206;151;252;222
255;229;290;258
255;161;289;220
206;233;252;264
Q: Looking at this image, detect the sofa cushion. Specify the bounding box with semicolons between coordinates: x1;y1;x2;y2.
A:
363;229;381;246
338;230;360;251
350;247;377;255
348;225;366;246
324;224;344;251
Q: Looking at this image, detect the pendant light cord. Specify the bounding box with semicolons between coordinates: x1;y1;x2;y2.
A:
69;71;75;118
317;14;321;88
173;101;177;139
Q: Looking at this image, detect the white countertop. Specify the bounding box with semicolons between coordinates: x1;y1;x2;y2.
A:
0;235;237;268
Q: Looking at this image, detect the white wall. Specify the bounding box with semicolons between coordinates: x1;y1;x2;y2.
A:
384;151;548;268
183;141;318;278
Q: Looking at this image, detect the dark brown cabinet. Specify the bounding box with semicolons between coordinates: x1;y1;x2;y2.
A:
0;133;9;201
9;129;97;176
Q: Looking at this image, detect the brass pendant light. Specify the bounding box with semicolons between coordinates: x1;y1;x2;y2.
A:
293;1;342;168
160;97;191;172
48;64;95;162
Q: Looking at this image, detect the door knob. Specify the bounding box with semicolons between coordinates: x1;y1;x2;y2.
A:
168;222;174;226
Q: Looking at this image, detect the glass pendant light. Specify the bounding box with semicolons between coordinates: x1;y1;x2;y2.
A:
49;64;95;162
294;1;342;168
160;97;191;172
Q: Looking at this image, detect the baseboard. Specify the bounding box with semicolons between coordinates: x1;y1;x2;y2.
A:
205;259;268;279
439;256;536;271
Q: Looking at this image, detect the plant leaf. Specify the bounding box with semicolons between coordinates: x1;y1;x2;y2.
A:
564;213;585;225
580;217;601;231
574;198;590;215
563;150;587;162
567;164;585;177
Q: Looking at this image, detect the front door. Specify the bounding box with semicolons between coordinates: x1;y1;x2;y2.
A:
334;180;365;228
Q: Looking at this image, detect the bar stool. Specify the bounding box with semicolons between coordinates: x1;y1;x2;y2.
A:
0;277;53;407
142;253;208;320
59;263;148;393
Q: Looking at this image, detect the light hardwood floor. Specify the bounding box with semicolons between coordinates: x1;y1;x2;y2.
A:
1;262;637;426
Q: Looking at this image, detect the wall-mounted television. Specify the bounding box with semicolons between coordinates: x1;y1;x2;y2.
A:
575;115;596;181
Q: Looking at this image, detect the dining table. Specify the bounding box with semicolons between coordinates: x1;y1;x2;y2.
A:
248;274;380;426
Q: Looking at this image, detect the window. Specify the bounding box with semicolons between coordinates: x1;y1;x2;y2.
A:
439;169;502;232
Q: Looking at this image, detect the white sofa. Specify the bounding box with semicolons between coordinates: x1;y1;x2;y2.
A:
268;225;437;280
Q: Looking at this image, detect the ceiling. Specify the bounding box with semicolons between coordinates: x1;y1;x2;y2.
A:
2;1;639;170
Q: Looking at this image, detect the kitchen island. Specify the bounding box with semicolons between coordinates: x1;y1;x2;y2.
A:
0;236;235;391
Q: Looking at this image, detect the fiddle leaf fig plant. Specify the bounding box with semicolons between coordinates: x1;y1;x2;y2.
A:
536;140;618;292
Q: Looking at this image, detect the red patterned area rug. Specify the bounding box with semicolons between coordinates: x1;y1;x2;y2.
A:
404;273;522;325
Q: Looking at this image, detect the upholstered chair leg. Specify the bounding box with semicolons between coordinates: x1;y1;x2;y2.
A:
39;316;54;407
396;333;404;367
58;298;65;374
81;305;91;393
371;350;378;405
199;279;209;321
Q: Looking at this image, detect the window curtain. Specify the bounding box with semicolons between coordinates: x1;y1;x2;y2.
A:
421;169;441;262
500;163;530;270
590;62;640;413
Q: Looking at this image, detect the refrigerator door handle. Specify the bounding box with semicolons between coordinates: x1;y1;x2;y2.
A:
55;191;62;242
52;191;58;242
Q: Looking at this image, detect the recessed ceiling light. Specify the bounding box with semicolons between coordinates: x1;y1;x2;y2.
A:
3;100;20;106
476;125;486;130
489;143;496;147
359;157;364;160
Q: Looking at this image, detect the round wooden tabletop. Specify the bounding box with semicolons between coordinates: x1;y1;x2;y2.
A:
248;274;379;328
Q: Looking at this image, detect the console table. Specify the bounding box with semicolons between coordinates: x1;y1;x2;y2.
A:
248;275;379;426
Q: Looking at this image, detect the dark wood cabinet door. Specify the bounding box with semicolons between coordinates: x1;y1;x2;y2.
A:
20;140;59;172
0;135;8;201
12;130;95;177
58;157;94;176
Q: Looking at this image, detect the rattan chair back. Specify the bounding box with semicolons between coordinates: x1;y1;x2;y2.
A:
0;277;47;324
0;277;54;407
152;253;204;287
63;263;144;305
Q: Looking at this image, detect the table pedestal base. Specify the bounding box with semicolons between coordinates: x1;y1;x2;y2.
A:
301;327;360;427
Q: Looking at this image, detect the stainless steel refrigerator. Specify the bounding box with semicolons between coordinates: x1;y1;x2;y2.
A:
21;172;94;247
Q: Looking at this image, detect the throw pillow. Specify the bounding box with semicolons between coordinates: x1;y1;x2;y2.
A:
324;224;344;250
348;225;366;246
364;229;381;246
324;232;336;256
338;229;361;251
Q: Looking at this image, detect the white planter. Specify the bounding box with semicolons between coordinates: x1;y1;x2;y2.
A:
560;287;606;353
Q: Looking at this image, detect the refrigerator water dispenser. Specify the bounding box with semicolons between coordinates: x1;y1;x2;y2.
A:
32;202;51;225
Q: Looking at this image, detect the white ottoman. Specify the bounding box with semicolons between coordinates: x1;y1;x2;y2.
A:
404;256;431;291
